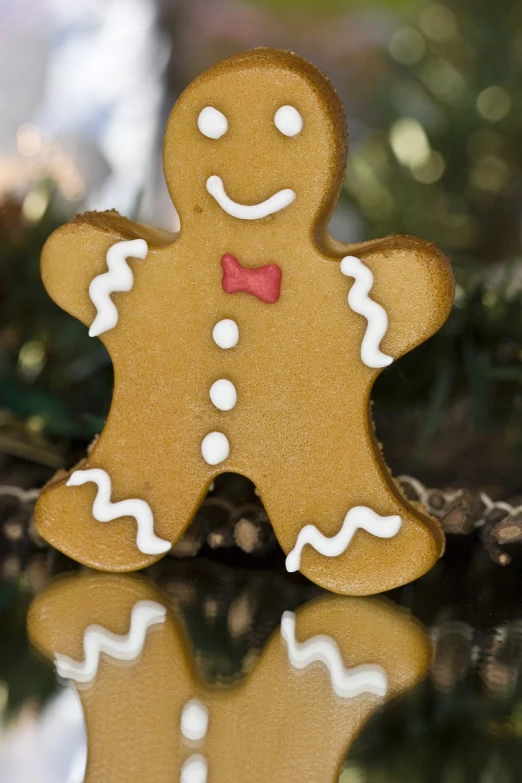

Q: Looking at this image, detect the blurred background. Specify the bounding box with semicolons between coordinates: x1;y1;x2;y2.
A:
1;1;522;780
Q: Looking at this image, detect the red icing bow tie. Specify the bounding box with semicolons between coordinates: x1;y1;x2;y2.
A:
221;254;282;304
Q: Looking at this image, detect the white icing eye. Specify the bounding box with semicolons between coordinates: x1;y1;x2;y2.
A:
274;105;303;137
198;106;228;139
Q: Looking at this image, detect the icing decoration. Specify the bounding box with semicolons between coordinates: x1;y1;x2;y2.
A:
212;318;239;349
340;255;393;369
221;254;282;304
280;611;388;698
54;600;166;683
285;506;402;573
274;105;303;137
206;175;296;220
197;106;228;139
88;239;148;337
209;378;237;411
181;754;208;783
201;431;230;465
181;699;209;741
66;469;171;555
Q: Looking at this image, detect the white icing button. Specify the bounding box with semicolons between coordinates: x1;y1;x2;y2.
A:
197;106;228;139
181;753;208;783
209;379;237;411
181;699;209;741
201;432;230;465
274;105;303;137
212;319;239;349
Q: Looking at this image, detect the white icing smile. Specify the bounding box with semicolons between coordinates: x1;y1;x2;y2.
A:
206;175;295;220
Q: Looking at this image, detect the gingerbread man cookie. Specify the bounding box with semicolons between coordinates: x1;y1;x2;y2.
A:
35;48;454;593
27;573;430;783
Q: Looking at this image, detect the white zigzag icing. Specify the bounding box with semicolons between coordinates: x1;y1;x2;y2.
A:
340;255;393;369
285;506;402;573
88;238;148;337
66;468;171;555
54;600;166;683
281;611;388;698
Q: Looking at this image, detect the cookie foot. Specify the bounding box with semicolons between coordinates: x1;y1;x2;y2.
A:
35;468;170;572
280;499;442;595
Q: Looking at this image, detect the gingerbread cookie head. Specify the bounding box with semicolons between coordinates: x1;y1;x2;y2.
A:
35;47;454;594
163;48;347;233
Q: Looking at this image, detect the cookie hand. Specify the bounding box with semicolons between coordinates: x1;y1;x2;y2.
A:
40;212;167;342
333;235;454;361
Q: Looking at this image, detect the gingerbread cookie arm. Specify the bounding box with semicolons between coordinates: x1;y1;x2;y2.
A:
40;211;175;339
329;235;454;362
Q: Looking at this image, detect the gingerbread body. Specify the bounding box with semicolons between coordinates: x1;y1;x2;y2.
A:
28;574;430;783
35;49;454;593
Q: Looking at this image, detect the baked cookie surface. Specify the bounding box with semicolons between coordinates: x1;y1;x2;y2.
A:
35;48;454;593
28;573;431;782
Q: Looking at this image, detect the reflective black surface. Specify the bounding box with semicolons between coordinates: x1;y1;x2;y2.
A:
1;538;522;782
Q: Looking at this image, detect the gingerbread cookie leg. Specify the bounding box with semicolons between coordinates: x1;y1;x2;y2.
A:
212;595;430;783
258;430;443;595
28;575;195;783
35;429;212;571
35;477;167;573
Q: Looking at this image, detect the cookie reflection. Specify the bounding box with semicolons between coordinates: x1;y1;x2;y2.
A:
27;574;430;783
